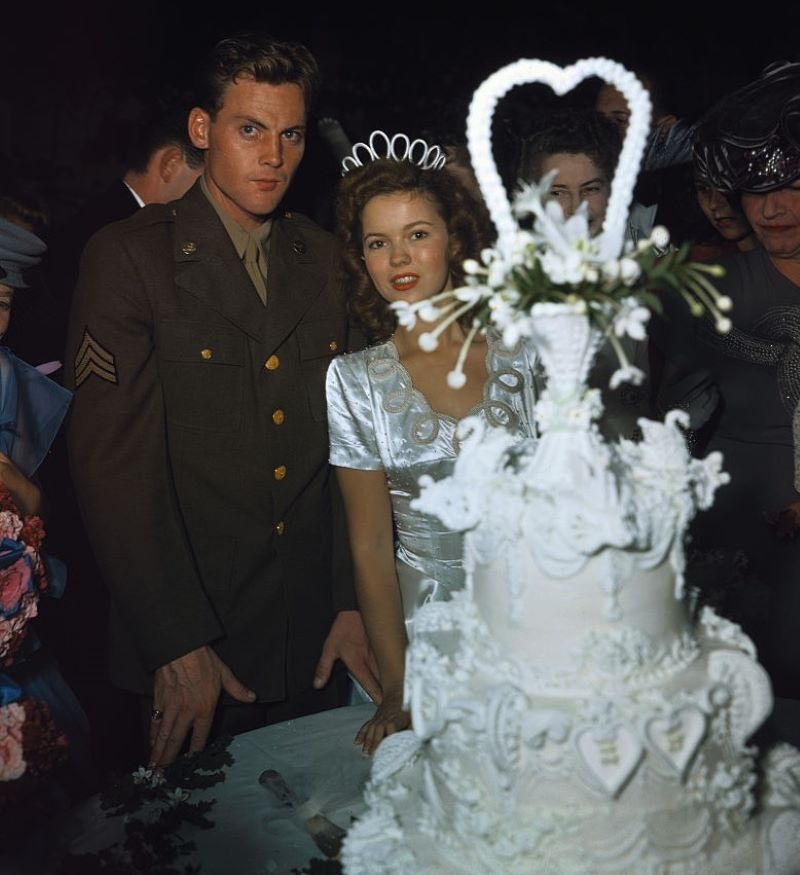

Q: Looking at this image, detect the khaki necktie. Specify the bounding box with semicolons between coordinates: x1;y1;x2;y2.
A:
243;236;267;305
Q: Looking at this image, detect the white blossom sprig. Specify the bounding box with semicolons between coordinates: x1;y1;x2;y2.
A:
390;174;731;389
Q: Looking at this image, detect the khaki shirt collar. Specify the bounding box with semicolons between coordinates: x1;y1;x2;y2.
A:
199;175;272;257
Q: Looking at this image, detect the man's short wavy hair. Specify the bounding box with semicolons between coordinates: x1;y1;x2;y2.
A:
196;31;320;119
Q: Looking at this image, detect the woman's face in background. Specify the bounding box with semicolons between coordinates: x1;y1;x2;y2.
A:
694;177;753;244
539;152;611;236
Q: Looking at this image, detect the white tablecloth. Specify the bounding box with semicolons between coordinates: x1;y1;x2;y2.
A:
53;703;375;875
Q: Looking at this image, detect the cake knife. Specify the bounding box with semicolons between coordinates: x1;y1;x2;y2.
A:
259;768;347;858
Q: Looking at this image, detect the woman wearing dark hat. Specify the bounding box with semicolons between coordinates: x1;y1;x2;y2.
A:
656;60;800;749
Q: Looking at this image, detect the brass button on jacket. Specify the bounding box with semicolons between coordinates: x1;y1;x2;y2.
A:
273;465;287;480
275;521;285;536
200;348;213;360
272;409;285;425
264;354;280;370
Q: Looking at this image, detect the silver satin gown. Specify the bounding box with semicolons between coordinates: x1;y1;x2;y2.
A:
326;332;539;635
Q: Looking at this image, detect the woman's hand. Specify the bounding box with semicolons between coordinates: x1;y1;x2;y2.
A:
354;687;410;756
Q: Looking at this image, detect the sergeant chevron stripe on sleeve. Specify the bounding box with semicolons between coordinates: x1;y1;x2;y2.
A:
74;328;118;388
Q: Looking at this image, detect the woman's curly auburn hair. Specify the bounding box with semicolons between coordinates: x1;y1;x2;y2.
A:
334;158;495;343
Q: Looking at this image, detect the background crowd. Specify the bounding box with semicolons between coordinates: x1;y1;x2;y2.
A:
5;5;800;230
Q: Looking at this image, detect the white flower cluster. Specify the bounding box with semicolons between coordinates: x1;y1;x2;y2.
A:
392;173;732;390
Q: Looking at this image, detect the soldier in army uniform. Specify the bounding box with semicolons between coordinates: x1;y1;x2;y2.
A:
63;31;378;769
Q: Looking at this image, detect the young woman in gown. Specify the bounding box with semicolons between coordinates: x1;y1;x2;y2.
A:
326;151;540;754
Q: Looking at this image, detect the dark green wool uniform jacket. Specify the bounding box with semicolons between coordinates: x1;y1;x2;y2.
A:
63;180;358;700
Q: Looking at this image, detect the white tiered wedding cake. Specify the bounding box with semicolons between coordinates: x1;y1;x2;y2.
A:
340;58;800;875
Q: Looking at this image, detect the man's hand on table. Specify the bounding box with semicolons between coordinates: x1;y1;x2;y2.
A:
149;645;256;768
313;610;381;703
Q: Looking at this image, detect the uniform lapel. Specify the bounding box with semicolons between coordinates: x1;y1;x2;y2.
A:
262;219;324;351
169;186;324;348
170;185;270;340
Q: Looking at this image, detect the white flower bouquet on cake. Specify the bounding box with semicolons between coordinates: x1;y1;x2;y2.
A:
392;59;731;393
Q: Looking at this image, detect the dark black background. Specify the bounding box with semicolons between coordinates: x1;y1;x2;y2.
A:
4;3;800;221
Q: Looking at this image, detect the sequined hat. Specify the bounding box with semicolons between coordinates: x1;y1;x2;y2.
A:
693;60;800;193
0;216;47;289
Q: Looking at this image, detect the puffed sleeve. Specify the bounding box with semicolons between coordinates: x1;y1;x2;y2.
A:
326;352;382;470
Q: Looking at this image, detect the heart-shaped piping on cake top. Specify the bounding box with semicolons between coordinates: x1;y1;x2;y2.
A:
574;724;644;797
465;57;652;265
643;704;707;779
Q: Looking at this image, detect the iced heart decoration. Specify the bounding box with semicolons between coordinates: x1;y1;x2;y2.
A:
643;705;707;779
465;57;652;264
574;724;644;798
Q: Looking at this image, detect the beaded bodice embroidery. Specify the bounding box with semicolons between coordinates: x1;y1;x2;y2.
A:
369;338;533;452
700;306;800;415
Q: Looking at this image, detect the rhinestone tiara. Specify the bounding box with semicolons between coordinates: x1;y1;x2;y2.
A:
341;130;447;175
